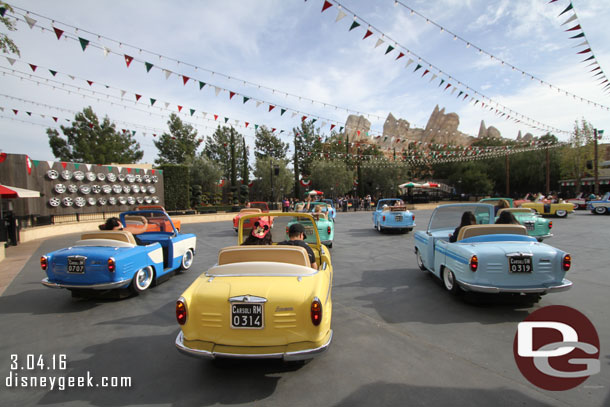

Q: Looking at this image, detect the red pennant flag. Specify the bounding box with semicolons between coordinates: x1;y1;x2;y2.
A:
29;64;37;72
444;83;451;91
53;26;64;40
124;54;133;67
61;162;67;169
269;105;275;112
272;128;276;132
87;123;93;129
396;52;405;60
87;80;93;86
214;114;218;120
302;115;307;121
153;134;157;137
229;91;236;99
330;124;336;131
363;30;373;40
577;48;591;54
177;105;183;112
565;24;581;32
322;0;332;12
12;109;17;115
182;75;190;85
357;130;361;136
52;117;58;122
422;69;429;77
245;122;249;128
135;94;141;101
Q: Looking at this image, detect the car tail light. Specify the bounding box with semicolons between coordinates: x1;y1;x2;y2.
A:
40;256;48;271
562;254;571;271
470;255;478;272
382;215;386;221
176;298;187;325
286;226;289;234
549;221;553;229
412;214;415;221
311;298;322;326
108;257;116;273
327;226;331;234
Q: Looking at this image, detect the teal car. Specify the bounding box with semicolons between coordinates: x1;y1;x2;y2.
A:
287;207;334;248
496;208;552;242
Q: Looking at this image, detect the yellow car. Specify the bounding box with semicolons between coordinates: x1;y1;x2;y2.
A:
520;202;574;218
175;212;333;361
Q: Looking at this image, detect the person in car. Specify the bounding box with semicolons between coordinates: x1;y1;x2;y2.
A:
278;223;317;269
242;219;273;245
449;211;477;243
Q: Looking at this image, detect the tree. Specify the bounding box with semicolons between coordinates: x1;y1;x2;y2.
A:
560;119;595;194
0;2;20;56
253;157;293;201
47;106;143;163
309;160;353;197
254;126;289;161
292;120;323;196
190;155;223;206
203;125;246;181
154;113;200;165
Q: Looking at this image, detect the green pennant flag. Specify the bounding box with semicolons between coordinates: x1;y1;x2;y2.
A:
558;3;573;17
255;124;259;130
73;163;79;169
340;126;344;132
385;45;394;55
312;118;317;123
190;109;195;116
150;98;156;106
157;170;162;174
439;79;445;87
132;130;136;136
145;62;153;72
413;64;422;72
0;7;6;17
457;91;463;97
199;81;206;90
32;160;40;167
349;21;361;31
49;69;57;76
107;166;113;171
280;108;286;116
135;168;140;173
243;96;250;104
78;37;89;51
224;117;229;123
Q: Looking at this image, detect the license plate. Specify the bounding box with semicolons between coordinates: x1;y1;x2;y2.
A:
305;226;315;235
524;223;534;231
395;215;403;222
67;258;85;274
231;303;264;329
509;256;532;273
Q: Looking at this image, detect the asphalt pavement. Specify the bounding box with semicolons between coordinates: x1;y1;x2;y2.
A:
0;208;608;407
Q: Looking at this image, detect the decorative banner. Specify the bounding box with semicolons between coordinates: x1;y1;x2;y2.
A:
217;179;226;187
25;155;32;175
300;179;311;187
0;152;7;163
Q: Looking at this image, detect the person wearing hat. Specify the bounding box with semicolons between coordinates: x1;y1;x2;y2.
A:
279;223;317;269
242;219;273;245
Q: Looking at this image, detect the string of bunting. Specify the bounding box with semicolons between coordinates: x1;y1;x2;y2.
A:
392;0;610;100
318;0;587;134
548;0;609;93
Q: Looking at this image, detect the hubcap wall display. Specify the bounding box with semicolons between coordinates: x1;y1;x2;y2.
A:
73;171;85;181
79;185;91;194
67;184;78;193
61;170;73;180
47;169;59;179
106;173;117;182
86;172;96;182
96;173;106;181
54;184;66;193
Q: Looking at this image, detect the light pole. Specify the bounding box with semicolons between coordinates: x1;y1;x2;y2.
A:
594;129;604;195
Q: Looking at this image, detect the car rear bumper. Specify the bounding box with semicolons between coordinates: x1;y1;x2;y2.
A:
175;330;333;361
380;223;415;229
41;277;131;290
458;278;572;294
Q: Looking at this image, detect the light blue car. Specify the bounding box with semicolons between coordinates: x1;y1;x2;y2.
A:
413;204;572;299
587;192;610;215
372;198;415;233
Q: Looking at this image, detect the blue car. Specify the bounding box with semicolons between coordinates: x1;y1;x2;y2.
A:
41;210;197;294
320;199;337;220
414;204;572;299
372;198;415;233
587;192;610;215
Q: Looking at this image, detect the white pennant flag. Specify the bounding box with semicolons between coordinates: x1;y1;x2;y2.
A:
68;75;75;80
164;69;171;79
214;86;221;96
430;74;437;82
85;164;92;171
451;87;457;95
256;101;263;108
6;57;15;65
120;90;126;97
405;58;414;68
116;166;123;173
336;9;347;22
25;15;37;29
103;47;110;57
47;161;55;169
375;38;385;48
561;14;578;26
234;120;239;126
201;112;207;119
573;40;588;48
291;112;297;118
164;102;169;108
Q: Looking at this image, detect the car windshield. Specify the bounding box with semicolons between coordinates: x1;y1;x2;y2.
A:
428;204;493;232
250;202;268;211
377;199;404;209
121;210;176;235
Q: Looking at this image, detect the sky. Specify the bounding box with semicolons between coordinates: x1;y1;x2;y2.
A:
1;0;610;164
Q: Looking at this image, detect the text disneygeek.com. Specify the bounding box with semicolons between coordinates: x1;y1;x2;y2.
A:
4;354;132;391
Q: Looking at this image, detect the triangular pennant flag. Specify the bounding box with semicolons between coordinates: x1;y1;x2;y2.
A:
214;114;218;120
0;7;6;17
182;75;189;85
322;1;333;12
78;37;90;51
177;105;183;112
164;69;171;79
145;62;153;72
581;55;595;62
32;160;40;167
302;116;308;121
199;81;206;89
255;124;259;130
47;161;54;169
569;32;585;39
565;24;581;32
272;128;276;132
53;26;64;40
245;122;249;128
224;117;229;123
52;117;58;122
269;105;275;112
29;64;37;72
68;75;75;80
6;57;15;65
561;14;578;26
229;91;236;99
385;45;394;54
413;64;422;72
430;74;437;82
150;98;156;106
280;108;286;116
214;86;221;97
26;111;31;116
439;79;445;87
103;47;110;57
375;38;384;48
256;101;263;108
349;21;361;31
190;109;195;116
363;29;373;40
135;94;141;101
558;2;574;17
49;69;57;76
573;40;588;48
86;80;94;86
124;54;133;67
291;112;297;118
340;127;344;132
24;15;37;29
422;69;429;77
396;52;404;60
336;9;347;22
243;96;250;104
120;90;126;97
577;48;591;54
